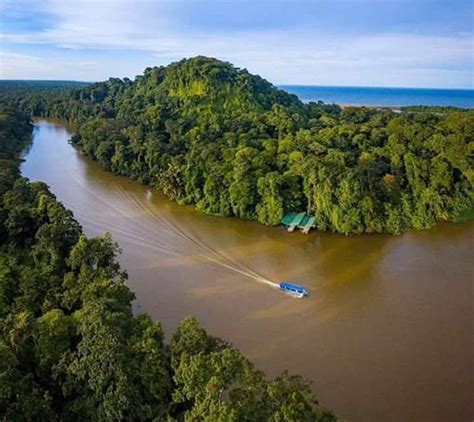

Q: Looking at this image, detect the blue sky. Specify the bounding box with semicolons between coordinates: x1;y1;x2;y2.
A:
0;0;472;88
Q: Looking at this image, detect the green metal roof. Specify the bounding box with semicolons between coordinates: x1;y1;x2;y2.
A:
282;212;316;229
290;212;306;226
297;215;309;228
281;212;297;225
301;216;316;229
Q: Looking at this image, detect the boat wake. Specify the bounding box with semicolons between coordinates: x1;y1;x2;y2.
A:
70;180;278;289
118;187;279;288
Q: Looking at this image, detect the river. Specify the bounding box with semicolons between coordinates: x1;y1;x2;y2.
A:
21;120;473;421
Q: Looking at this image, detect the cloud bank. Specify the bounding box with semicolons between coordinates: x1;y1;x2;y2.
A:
1;0;472;87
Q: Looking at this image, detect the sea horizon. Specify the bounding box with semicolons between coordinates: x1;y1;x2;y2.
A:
281;84;474;108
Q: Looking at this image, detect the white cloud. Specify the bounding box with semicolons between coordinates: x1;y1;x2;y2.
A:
1;0;472;87
0;51;98;80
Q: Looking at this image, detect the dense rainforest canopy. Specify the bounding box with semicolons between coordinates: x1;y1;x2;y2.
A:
0;108;335;420
0;56;472;234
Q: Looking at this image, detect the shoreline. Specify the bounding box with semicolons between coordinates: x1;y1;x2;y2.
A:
338;103;401;111
329;103;471;112
33;117;473;236
22;119;474;422
281;85;474;110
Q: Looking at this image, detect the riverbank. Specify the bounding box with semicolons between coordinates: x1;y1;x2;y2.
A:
7;62;472;237
35;116;474;235
453;206;474;223
4;114;338;420
21;120;474;421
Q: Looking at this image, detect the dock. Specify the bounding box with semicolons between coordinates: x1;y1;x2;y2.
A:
299;216;316;234
281;212;316;234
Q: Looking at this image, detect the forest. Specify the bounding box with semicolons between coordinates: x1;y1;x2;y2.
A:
0;108;335;420
0;56;472;235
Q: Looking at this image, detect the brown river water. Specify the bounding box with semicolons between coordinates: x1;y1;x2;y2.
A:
21;120;473;421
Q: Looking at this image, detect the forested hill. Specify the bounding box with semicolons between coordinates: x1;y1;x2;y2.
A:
1;56;473;234
0;109;336;420
11;57;317;124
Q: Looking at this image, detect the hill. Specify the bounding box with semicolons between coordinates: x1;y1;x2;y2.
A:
1;56;472;234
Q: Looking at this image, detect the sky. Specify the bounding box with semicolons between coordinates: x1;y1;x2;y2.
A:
0;0;473;88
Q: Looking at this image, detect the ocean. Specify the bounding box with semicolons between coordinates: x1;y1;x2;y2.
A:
281;85;474;108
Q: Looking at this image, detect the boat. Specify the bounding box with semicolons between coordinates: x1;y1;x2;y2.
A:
279;282;309;298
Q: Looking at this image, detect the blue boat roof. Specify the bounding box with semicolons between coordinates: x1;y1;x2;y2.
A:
280;282;308;292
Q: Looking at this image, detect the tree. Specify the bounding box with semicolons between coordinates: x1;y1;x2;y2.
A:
4;59;470;234
256;172;284;225
0;107;337;420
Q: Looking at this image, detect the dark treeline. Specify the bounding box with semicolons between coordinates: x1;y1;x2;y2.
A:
400;105;468;113
0;80;90;92
0;108;335;420
0;80;90;118
1;57;472;234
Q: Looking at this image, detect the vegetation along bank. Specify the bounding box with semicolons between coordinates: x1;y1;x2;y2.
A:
0;56;472;235
0;108;336;420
